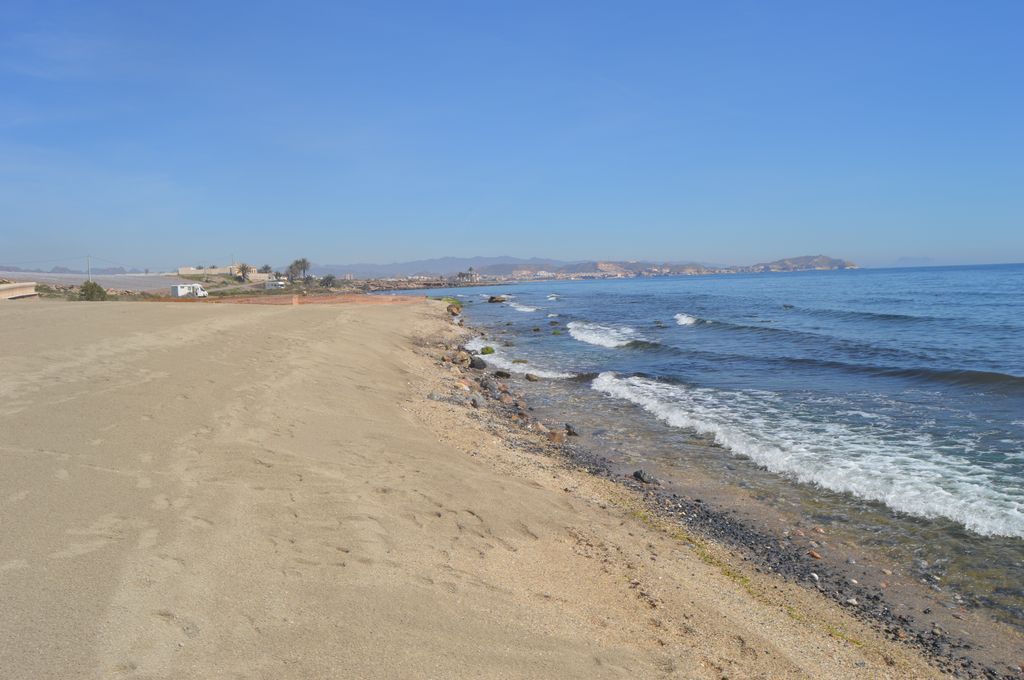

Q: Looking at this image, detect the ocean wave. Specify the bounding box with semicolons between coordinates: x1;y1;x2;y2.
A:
796;306;949;324
674;313;700;326
566;321;640;348
507;301;538;312
463;338;575;379
591;372;1024;538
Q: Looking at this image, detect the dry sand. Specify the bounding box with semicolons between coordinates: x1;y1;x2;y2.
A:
0;299;944;678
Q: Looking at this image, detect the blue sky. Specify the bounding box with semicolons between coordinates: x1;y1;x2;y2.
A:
2;1;1022;270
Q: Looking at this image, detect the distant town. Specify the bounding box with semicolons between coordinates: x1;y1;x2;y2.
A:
0;255;858;300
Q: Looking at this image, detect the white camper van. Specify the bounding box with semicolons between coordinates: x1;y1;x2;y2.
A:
264;280;287;290
170;283;209;298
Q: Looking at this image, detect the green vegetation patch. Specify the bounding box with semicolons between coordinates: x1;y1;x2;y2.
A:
79;281;108;301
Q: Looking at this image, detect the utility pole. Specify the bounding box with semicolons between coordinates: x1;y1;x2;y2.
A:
87;255;92;282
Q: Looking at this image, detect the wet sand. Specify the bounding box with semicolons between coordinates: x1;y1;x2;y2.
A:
1;299;944;678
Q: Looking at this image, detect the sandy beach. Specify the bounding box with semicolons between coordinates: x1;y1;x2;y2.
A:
0;299;946;678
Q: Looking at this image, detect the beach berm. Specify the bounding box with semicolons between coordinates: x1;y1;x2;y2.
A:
0;299;942;678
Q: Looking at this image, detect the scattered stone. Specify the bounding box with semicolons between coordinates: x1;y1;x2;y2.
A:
469;356;487;370
564;423;579;437
494;370;512;379
808;550;822;560
524;373;540;382
809;572;819;582
846;598;859;606
547;430;567;444
445;304;460;316
633;469;657;484
470;396;481;408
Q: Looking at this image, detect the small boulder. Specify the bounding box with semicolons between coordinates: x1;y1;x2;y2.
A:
524;373;540;382
547;430;567;444
469;356;487;370
487;296;506;303
564;423;579;437
633;469;656;484
480;346;495;355
493;370;512;379
445;304;460;316
454;350;471;366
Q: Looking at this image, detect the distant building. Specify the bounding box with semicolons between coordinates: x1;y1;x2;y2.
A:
177;264;269;282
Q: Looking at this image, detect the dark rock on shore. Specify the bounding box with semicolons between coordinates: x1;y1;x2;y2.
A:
565;423;579;437
633;469;657;484
494;370;512;379
446;304;460;316
487;296;506;303
469;356;487;370
524;373;539;382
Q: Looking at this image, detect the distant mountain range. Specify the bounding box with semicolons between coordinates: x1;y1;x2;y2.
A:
312;255;857;278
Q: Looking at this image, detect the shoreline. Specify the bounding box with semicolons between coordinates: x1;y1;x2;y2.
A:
444;311;1024;678
0;297;1009;678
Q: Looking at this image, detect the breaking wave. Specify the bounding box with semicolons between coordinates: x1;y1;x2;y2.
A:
674;313;700;326
566;321;641;348
591;372;1024;539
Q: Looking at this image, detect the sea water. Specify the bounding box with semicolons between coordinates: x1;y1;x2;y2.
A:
410;264;1024;623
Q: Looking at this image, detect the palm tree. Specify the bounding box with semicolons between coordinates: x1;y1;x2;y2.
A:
287;262;301;282
258;264;273;274
295;258;311;279
235;262;253;281
320;274;336;288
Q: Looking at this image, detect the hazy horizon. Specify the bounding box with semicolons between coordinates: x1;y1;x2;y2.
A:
3;252;1022;276
3;2;1022;270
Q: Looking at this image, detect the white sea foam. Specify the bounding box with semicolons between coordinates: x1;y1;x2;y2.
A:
508;301;538;312
674;313;699;326
566;321;639;348
591;372;1024;539
464;337;575;379
547;313;559;318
